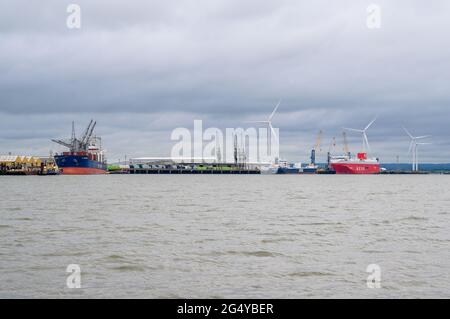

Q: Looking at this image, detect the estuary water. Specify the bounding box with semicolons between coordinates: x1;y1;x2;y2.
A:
0;175;449;298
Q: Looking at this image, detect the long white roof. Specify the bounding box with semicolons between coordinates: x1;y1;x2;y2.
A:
0;155;41;162
0;155;19;162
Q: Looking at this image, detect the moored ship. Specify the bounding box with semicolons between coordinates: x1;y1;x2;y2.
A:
276;160;302;174
302;164;319;174
332;117;380;174
260;160;302;174
52;120;107;175
329;152;380;174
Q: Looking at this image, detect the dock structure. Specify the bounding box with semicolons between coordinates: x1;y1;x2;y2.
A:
379;170;431;175
115;158;261;175
127;167;260;174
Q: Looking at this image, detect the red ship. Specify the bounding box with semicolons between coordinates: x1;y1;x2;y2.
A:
332;117;381;174
329;152;380;174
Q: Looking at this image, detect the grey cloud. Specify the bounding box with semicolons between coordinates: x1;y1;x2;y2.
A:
0;0;449;162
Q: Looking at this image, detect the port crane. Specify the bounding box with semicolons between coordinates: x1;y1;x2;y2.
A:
310;130;322;166
328;136;336;153
52;120;97;152
342;131;351;157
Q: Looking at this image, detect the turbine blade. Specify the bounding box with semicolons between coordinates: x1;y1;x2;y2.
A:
244;121;268;124
415;135;431;139
365;116;378;131
343;128;364;133
403;127;414;139
268;99;281;121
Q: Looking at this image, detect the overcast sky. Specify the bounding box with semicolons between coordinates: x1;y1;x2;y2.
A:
0;0;449;163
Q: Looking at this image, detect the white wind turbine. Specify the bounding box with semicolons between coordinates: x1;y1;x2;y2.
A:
344;116;378;154
403;127;431;172
247;100;281;139
246;99;281;158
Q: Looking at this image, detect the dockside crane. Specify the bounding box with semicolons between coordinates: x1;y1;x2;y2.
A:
51;138;74;151
79;120;94;147
85;121;97;147
342;131;351;157
51;120;97;153
310;130;322;166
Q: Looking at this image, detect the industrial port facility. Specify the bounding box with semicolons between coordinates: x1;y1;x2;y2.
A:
0;111;446;175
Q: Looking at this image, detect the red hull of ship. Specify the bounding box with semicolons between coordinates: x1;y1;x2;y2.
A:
331;163;380;175
59;167;107;175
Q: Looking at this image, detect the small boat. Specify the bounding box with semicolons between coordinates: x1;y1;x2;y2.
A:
276;160;301;174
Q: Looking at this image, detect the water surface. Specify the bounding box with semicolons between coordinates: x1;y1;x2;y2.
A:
0;175;449;298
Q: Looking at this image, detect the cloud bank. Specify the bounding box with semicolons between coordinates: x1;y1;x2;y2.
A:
0;0;449;162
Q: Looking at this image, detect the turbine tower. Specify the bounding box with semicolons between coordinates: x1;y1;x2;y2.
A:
344;116;377;154
403;127;431;172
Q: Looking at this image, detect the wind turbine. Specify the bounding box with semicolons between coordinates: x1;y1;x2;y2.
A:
415;142;432;172
344;116;378;154
403;127;431;171
247;99;281;139
246;99;281;158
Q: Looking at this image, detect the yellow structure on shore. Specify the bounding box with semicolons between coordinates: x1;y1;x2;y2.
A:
0;155;43;175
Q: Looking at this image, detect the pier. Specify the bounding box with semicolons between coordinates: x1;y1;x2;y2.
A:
111;159;262;175
380;170;431;175
127;168;259;174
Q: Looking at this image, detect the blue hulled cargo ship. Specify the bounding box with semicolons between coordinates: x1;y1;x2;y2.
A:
52;120;107;175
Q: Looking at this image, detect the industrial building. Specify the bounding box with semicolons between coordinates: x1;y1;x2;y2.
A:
0;155;57;175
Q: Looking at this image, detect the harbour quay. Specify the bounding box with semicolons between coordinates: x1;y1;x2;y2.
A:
109;158;260;174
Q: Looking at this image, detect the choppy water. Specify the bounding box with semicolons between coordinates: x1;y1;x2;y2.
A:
0;175;449;298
